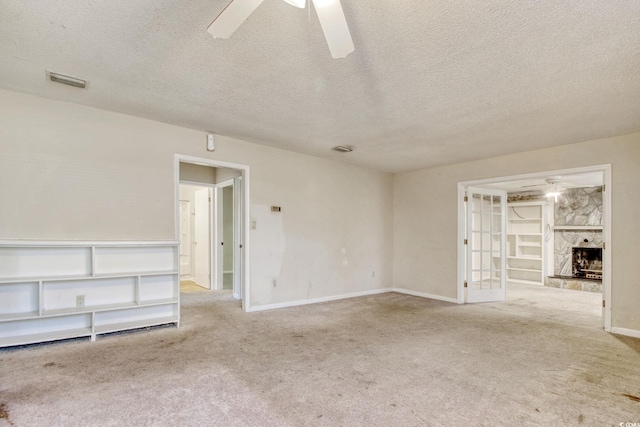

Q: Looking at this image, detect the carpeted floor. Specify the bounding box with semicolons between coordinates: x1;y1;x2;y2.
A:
0;283;639;426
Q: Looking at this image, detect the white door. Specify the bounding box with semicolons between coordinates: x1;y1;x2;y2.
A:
179;200;191;277
466;186;507;303
221;185;234;291
233;176;243;300
194;188;211;289
215;180;233;292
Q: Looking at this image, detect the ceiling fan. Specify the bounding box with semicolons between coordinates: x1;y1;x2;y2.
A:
207;0;355;59
522;178;566;202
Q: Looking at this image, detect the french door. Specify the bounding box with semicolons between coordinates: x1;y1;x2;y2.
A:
466;187;507;303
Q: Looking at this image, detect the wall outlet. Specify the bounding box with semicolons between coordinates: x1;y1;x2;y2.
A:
272;279;277;287
76;295;85;308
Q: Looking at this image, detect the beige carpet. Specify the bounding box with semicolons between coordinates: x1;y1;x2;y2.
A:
1;283;639;426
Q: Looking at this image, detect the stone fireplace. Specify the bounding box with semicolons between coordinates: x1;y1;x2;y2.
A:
545;187;603;293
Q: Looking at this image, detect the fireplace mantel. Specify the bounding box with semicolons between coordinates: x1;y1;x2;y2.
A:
553;225;603;231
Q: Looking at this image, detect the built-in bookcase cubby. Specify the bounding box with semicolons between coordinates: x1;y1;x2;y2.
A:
0;241;180;348
506;202;546;285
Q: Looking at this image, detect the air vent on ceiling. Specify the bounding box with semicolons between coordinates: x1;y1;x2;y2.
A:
48;71;87;89
332;145;354;153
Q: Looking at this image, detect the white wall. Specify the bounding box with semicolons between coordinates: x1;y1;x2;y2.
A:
180;163;216;184
0;89;394;309
216;167;241;184
394;132;640;332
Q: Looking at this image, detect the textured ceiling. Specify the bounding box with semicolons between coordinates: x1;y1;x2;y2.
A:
1;1;639;172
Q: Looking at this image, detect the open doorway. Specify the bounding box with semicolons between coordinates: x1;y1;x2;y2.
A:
179;183;213;290
175;155;250;310
457;165;611;331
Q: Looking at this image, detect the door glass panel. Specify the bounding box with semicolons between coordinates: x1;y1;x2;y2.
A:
482;234;492;251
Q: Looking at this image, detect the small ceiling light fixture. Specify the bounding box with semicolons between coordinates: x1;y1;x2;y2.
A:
544;191;562;203
544;178;565;203
332;145;354;153
48;71;87;89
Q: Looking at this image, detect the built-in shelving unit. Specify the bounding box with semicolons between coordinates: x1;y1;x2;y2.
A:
506;202;545;285
0;241;180;348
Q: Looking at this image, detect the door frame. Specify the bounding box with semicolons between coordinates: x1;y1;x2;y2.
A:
456;164;612;332
175;154;251;312
178;199;192;279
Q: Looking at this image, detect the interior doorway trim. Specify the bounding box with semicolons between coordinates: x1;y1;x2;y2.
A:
456;164;612;332
174;154;251;312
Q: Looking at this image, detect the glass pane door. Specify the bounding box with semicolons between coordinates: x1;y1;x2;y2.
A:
466;187;506;303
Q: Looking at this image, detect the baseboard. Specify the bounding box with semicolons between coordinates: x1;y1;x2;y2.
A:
245;287;459;312
245;288;392;312
610;327;640;339
391;288;459;304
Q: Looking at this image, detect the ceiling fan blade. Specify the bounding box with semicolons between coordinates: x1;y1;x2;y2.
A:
207;0;265;39
312;0;354;59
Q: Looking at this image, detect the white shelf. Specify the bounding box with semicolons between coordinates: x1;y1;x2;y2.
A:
43;299;178;317
0;311;40;321
43;302;138;316
93;271;178;279
0;240;180;247
0;274;91;284
140;298;178;307
508;256;542;261
507;267;542;273
0;241;180;348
